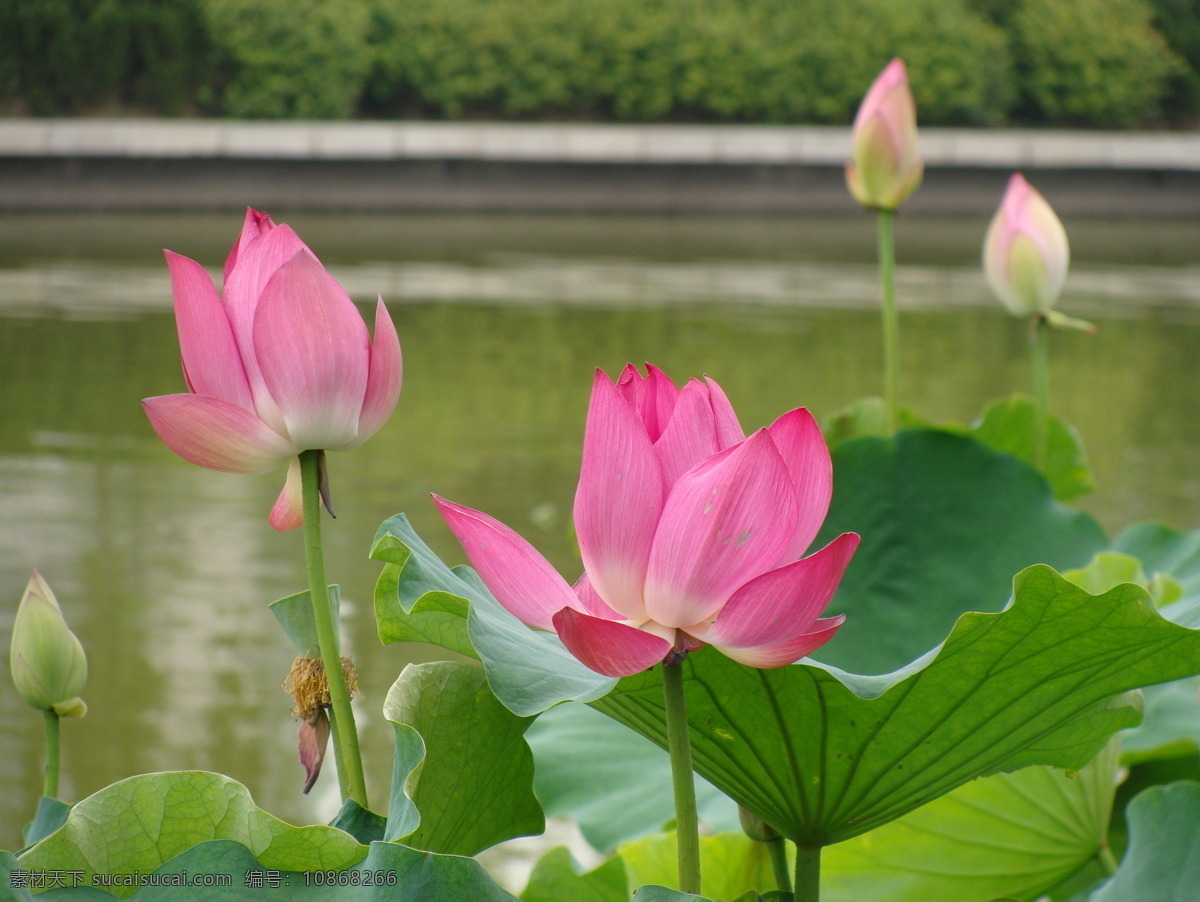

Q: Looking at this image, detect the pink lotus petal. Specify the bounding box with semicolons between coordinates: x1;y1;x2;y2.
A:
615;363;641;407
298;707;330;794
654;379;720;489
254;251;370;451
552;607;673;677
572;573;625;620
142;394;295;474
165;251;254;411
224;208;276;286
705;532;859;648
704;376;745;449
222;225;310;433
709;616;845;668
616;363;680;442
346;297;403;449
269;458;304;531
644;430;799;628
574;370;664;621
767;408;834;563
640;363;680;441
434;495;579;632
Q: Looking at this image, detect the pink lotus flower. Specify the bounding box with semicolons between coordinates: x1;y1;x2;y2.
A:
143;209;402;530
983;173;1070;318
845;59;923;211
435;365;857;678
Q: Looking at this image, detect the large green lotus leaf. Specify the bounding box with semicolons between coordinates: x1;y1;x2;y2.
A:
520;846;629;902
525;701;738;853
1089;781;1200;902
1096;527;1200;761
1113;522;1200;596
822;397;934;448
372;515;614;715
329;800;387;845
1121;677;1200;764
45;839;521;901
593;566;1200;847
824;396;1094;501
969;395;1094;501
1062;552;1182;609
17;772;365;899
383;722;424;842
629;889;707;902
618;832;776;901
268;586;341;658
821;736;1122;902
22;797;72;848
383;661;544;856
810;430;1107;675
1;850;113;901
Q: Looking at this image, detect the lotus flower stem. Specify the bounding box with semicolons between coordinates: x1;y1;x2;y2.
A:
1099;845;1119;876
662;659;701;894
42;710;61;799
767;838;792;894
300;449;368;808
1031;315;1050;470
795;843;821;902
876;209;900;433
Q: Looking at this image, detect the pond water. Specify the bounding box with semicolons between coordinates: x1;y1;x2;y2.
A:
1;210;1198;863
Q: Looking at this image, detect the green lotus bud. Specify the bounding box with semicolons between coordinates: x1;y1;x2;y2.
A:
738;805;780;843
10;571;88;713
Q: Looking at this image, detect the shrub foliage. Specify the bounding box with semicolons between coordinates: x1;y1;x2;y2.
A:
0;0;1191;125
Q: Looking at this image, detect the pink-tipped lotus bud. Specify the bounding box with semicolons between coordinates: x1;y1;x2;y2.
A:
846;59;923;211
984;174;1070;317
10;571;88;715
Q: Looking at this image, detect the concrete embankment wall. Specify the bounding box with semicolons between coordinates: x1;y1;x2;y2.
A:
1;120;1197;217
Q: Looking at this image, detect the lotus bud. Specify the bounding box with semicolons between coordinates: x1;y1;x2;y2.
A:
738;805;780;843
846;59;923;211
10;571;88;714
984;174;1070;318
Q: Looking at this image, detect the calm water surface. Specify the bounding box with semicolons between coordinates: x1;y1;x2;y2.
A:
1;211;1198;860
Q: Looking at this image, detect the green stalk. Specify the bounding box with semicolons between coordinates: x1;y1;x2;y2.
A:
876;209;900;433
662;660;701;895
43;710;61;799
1099;845;1119;877
1031;315;1051;471
299;449;367;808
767;838;793;895
795;844;821;902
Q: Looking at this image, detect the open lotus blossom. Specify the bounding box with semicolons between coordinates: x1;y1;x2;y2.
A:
436;365;858;678
846;58;923;211
143;209;403;530
984;173;1070;318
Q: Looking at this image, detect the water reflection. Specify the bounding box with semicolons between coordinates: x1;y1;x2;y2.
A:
1;257;1198;320
0;214;1197;867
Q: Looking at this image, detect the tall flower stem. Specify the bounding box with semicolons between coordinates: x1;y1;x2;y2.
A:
662;660;701;895
767;838;793;894
1099;845;1119;877
1031;315;1051;470
42;710;61;799
795;844;821;902
876;209;900;433
299;449;368;808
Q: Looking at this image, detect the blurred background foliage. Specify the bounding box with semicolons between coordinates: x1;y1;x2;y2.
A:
0;0;1195;127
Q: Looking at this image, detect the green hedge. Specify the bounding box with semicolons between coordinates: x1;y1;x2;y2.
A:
201;0;374;118
0;0;211;115
365;0;1013;124
0;0;1192;126
1010;0;1184;126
